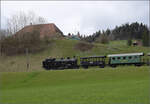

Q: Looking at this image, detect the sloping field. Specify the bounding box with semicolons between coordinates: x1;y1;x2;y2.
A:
0;39;150;72
0;39;150;104
0;66;149;104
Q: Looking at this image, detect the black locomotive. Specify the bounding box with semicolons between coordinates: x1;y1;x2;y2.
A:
42;57;79;70
43;55;107;70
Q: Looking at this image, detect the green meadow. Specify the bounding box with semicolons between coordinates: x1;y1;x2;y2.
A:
1;66;150;104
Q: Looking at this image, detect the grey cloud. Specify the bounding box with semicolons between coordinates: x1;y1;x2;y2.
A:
1;1;149;35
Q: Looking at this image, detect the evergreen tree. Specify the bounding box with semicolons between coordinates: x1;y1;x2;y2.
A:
81;22;149;43
142;30;149;47
127;39;132;46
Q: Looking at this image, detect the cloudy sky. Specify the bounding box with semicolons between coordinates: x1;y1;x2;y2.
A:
1;1;149;35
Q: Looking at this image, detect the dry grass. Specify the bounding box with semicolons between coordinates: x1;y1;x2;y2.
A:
74;42;94;52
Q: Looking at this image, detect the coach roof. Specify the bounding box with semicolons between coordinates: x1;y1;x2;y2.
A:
147;53;150;56
80;56;106;59
107;53;144;57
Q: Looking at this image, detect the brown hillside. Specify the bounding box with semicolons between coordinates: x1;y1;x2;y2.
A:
74;42;94;52
15;23;64;38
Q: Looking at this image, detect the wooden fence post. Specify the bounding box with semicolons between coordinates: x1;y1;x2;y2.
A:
26;48;30;71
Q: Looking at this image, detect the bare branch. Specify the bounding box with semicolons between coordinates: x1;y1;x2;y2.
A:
6;11;47;34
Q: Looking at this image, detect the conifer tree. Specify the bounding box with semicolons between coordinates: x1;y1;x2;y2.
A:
142;30;149;47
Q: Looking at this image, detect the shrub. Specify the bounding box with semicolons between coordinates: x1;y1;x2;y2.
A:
74;42;93;52
96;34;109;44
127;39;132;46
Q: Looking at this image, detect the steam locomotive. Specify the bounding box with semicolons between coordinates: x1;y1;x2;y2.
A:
42;52;150;70
43;57;79;70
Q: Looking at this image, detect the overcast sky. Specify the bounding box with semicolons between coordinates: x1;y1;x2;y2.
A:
1;1;149;35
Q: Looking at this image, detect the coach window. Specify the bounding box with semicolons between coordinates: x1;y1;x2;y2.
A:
112;57;115;60
129;56;132;59
123;57;126;59
117;57;121;60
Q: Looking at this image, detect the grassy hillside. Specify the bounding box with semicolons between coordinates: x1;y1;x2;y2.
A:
0;39;150;104
0;39;150;72
0;66;149;104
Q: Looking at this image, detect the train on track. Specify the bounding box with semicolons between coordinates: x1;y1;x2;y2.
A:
42;52;150;70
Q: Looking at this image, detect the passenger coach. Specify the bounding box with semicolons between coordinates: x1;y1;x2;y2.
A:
108;53;144;67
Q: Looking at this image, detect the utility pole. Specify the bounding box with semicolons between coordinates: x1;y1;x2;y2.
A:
0;43;2;56
26;48;30;71
0;38;3;56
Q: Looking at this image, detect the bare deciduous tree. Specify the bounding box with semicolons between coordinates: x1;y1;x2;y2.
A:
7;11;47;34
0;29;7;39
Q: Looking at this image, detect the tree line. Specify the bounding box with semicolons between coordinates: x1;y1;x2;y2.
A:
0;11;150;56
82;22;150;46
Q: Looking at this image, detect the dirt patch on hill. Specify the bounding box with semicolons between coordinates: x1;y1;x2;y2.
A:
74;42;94;52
